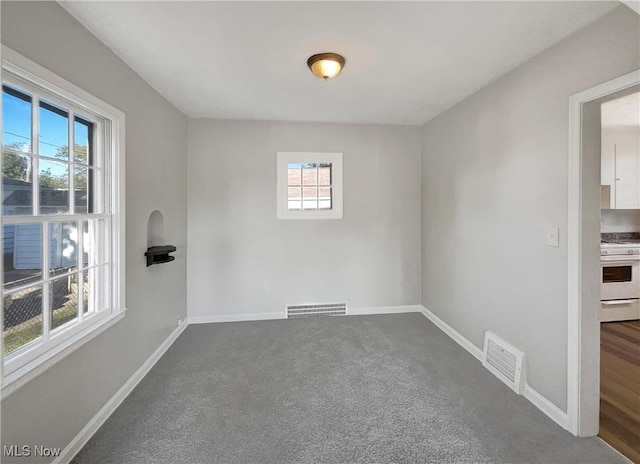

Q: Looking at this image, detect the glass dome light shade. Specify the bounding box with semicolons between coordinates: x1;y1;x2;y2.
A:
307;53;345;80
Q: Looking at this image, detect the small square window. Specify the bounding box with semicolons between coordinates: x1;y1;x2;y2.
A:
277;152;343;219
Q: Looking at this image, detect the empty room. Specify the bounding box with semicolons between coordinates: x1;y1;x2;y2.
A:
1;1;639;463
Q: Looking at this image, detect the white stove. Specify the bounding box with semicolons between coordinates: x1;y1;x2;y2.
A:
600;238;640;322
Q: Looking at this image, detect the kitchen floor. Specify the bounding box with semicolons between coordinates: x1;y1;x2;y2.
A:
600;319;640;463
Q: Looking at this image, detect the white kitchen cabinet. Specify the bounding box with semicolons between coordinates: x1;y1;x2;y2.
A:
601;127;640;209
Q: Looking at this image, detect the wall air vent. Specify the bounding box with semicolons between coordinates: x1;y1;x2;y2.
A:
286;303;346;318
482;331;525;394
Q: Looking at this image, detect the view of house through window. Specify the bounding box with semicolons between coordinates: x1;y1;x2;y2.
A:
287;162;332;211
277;152;343;220
2;82;109;359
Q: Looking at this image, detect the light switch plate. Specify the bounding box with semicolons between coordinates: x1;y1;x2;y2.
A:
546;227;559;247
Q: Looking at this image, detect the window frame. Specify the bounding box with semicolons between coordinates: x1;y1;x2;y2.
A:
277;152;343;220
1;46;126;394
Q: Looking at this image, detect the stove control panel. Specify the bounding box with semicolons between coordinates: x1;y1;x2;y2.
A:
601;248;640;255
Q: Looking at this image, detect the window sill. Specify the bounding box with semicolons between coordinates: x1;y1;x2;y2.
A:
1;309;127;399
277;212;344;220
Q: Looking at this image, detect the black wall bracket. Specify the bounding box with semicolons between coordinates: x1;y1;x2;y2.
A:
145;245;176;267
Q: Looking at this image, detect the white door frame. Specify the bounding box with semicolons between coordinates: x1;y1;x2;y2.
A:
567;69;640;436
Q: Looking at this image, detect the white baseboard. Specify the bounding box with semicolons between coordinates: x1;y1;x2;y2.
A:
418;305;483;361
523;385;570;431
187;312;284;324
188;305;422;324
348;305;421;316
53;319;188;464
418;305;569;430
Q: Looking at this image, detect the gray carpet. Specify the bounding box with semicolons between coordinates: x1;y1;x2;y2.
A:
72;313;626;463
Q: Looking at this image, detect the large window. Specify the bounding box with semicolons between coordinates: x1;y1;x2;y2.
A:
1;47;125;388
277;152;343;219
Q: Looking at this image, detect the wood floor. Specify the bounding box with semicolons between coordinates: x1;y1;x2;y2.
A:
600;320;640;463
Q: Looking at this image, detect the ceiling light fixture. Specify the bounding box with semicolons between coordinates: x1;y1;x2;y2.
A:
307;53;345;81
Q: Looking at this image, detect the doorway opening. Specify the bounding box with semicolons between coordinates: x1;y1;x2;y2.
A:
567;69;639;453
598;89;640;462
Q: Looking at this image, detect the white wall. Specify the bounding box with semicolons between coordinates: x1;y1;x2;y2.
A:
420;5;639;412
1;2;188;462
188;120;421;319
601;209;640;233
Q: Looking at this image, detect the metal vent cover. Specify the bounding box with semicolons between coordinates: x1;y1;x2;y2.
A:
482;332;525;394
286;303;346;318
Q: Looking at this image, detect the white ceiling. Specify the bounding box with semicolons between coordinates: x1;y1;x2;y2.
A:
60;1;619;125
602;92;640;127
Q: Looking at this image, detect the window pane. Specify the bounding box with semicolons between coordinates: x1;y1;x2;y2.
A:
302;164;317;186
49;221;78;277
74;166;89;214
2;87;32;153
302;187;317;210
287;187;301;211
319;187;332;210
3;284;43;355
3;223;42;292
39;160;69;214
83;219;107;267
287;164;301;186
50;276;79;331
3;150;33;215
318;164;332;186
39;101;69;160
74;118;91;165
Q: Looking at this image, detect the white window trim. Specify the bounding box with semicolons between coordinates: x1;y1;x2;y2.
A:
277;152;343;220
1;45;126;394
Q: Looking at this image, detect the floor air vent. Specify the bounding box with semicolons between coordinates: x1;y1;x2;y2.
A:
287;303;347;318
482;332;525;394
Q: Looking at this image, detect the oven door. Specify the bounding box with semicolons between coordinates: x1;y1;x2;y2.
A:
601;257;640;301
